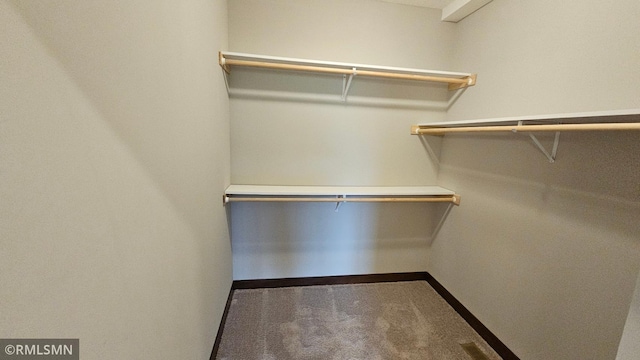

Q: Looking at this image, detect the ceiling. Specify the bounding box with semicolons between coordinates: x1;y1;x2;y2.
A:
378;0;493;22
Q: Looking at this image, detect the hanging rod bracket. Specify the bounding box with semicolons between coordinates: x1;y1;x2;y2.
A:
523;121;560;162
528;133;554;163
219;52;231;93
218;52;231;74
341;68;356;101
448;74;477;90
334;195;346;211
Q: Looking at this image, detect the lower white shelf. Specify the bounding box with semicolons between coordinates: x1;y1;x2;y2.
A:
223;185;461;205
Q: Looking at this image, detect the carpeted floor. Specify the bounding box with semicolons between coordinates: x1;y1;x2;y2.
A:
215;281;502;360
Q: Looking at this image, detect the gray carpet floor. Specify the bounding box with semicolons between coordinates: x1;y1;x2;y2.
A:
216;280;502;360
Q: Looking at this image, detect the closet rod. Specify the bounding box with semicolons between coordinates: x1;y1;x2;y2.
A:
224;195;461;205
220;57;474;88
412;122;640;135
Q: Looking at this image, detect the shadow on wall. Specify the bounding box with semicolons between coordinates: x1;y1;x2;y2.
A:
438;130;640;201
227;67;453;110
430;130;640;360
436;130;640;238
228;201;451;280
10;0;227;242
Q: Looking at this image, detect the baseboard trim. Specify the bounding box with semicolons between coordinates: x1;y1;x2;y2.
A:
210;271;519;360
423;273;520;360
232;272;429;289
209;284;235;360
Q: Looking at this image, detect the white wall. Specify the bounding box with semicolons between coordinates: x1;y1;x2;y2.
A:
226;1;640;358
446;0;640;119
228;0;457;279
431;1;640;359
0;1;231;359
616;270;640;360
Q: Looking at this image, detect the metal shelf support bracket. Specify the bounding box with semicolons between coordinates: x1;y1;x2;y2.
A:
342;68;356;101
515;121;560;163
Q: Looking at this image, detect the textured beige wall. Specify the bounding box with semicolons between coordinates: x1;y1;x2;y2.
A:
228;0;456;279
446;0;640;120
616;270;640;360
228;0;456;187
431;1;640;359
0;1;231;358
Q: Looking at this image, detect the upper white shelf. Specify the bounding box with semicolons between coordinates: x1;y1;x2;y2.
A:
219;51;477;101
224;185;460;205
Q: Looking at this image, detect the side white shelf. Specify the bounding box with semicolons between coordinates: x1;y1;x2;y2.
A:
412;109;640;163
224;185;461;206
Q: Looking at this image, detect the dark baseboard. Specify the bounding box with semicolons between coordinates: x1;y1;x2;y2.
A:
209;285;235;360
423;273;520;360
210;271;519;360
232;271;430;290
